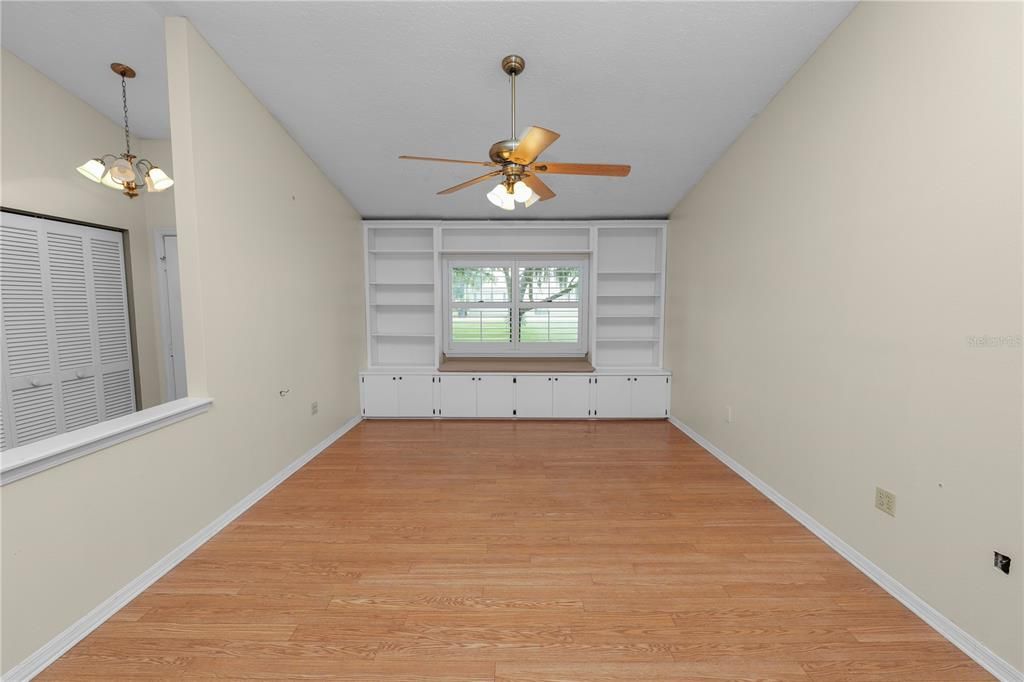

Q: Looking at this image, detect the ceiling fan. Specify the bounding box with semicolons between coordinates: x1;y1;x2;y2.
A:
399;54;631;211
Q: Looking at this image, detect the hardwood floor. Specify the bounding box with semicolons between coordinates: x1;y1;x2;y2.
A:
41;420;989;681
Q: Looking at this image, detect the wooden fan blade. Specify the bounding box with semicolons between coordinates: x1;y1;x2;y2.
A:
437;170;502;195
523;174;555;201
531;162;631;177
510;126;560;165
400;155;496;166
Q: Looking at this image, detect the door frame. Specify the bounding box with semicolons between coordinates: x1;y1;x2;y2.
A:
154;229;184;403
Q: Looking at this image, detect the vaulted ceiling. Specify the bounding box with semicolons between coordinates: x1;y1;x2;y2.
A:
2;1;854;219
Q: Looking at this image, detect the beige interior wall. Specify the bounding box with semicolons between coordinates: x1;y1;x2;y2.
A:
1;50;167;408
0;18;365;673
664;1;1022;669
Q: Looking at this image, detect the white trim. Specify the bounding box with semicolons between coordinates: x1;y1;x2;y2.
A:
2;416;363;681
0;397;213;485
153;229;179;404
667;416;1023;682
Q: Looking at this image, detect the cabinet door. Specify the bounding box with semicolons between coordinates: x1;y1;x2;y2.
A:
397;375;434;417
630;375;669;418
553;376;592;418
362;375;398;416
439;375;476;417
593;375;631;418
476;375;515;417
515;376;553;418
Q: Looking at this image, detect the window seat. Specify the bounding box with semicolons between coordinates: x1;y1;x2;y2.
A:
438;356;595;373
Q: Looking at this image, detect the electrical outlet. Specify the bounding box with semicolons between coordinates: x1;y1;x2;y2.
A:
311;401;318;416
726;406;734;423
874;487;896;516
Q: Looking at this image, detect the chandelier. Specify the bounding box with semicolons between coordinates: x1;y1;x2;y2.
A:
76;63;174;199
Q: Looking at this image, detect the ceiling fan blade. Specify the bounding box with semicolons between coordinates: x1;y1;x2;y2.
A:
437;170;503;195
531;162;631;177
523;174;555;202
510;126;560;165
400;155;496;166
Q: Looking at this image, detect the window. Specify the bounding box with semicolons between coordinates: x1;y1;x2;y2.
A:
445;258;587;356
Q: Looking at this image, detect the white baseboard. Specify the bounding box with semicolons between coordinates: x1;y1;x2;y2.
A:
3;416;363;682
668;416;1022;682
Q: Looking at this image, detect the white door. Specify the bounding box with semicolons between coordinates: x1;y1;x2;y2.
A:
362;375;398;416
439;375;476;417
594;375;631;418
159;234;187;400
630;375;669;417
397;375;434;417
553;376;592;418
476;375;514;417
515;376;552;418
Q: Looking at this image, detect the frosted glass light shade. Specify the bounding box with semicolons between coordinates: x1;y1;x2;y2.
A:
100;170;123;189
523;192;540;208
109;157;135;183
512;181;534;203
486;183;515;211
76;159;105;183
146;167;174;191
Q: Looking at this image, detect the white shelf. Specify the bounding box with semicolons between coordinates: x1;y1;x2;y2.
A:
371;333;435;339
597;314;658;319
368;249;434;254
368;281;434;286
597;294;661;298
370;303;434;307
441;249;592;255
597;337;660;343
598;271;661;275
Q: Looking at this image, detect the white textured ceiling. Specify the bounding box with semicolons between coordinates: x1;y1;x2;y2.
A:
2;1;854;219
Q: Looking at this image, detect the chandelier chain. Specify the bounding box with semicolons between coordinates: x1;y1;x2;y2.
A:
121;75;131;157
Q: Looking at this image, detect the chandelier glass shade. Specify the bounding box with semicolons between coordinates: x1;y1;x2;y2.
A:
486;180;536;211
76;63;173;199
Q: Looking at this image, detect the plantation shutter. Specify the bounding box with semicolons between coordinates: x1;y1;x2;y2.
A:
0;213;135;449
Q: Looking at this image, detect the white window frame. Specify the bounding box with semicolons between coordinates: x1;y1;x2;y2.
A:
443;256;588;357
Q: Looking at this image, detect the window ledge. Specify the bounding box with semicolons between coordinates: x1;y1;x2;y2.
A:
439;357;595;373
1;397;213;486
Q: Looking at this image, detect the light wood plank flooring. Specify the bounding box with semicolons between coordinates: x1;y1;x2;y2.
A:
41;420;989;681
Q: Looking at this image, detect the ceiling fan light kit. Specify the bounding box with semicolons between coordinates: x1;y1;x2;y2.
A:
400;54;630;211
75;63;174;199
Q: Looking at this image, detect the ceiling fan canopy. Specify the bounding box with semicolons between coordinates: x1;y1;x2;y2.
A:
399;54;631;210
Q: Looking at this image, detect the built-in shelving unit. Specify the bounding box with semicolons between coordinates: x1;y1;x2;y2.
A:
363;220;666;371
593;225;666;369
364;223;438;367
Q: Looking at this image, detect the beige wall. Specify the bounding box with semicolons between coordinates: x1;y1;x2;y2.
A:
0;18;365;673
1;50;168;408
665;1;1022;670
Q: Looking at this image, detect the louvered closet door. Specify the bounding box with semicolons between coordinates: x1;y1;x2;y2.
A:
0;213;135;449
1;223;59;446
89;234;135;419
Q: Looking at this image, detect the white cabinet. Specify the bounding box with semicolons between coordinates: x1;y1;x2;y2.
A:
398;376;434;417
594;376;632;418
362;374;435;417
593;375;668;418
476;376;515;417
439;375;476;417
630;375;669;418
362;372;668;419
553;376;592;418
362;375;399;416
438;375;514;417
514;376;553;417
